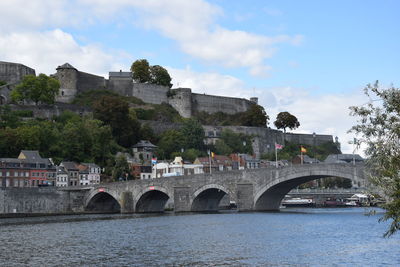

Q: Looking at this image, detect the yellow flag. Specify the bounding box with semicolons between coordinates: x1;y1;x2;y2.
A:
301;146;307;153
211;152;215;158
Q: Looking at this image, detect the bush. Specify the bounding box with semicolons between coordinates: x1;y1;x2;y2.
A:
12;110;33;117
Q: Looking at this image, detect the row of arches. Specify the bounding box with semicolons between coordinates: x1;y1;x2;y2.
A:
85;175;356;213
85;187;233;214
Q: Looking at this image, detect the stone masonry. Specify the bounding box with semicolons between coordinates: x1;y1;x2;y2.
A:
0;163;367;215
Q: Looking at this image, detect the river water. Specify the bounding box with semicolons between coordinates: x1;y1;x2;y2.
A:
0;208;399;266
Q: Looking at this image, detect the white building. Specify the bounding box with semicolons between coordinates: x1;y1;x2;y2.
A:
55;166;68;187
152;157;204;178
80;163;101;185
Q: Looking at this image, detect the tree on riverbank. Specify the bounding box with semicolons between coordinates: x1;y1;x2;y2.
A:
349;81;400;237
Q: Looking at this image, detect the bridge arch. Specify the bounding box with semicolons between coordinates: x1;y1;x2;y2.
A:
135;185;171;213
191;184;232;212
85;191;121;213
254;168;362;211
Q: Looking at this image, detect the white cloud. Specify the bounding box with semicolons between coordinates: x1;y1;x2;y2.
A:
0;1;87;32
264;87;369;155
0;29;130;76
81;0;303;77
167;66;249;98
0;0;302;77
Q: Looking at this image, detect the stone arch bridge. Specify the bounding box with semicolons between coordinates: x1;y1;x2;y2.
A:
84;163;366;213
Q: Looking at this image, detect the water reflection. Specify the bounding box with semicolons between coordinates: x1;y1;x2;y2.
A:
0;208;399;267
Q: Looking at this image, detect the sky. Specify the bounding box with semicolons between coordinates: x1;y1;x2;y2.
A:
1;0;399;154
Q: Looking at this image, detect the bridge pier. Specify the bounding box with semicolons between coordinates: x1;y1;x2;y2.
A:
236;184;254;211
173;187;191;212
120;191;134;213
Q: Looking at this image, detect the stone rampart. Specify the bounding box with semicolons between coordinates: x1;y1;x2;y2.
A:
109;77;133;96
132;83;169;104
139;120;182;135
0;61;35;84
10;103;91;119
192;93;253;115
285;133;333;146
0;84;13;105
77;71;106;93
141;121;335;158
168;88;192;118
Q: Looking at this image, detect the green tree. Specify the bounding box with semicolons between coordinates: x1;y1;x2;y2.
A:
0;105;20;129
0;128;20;157
214;139;233;156
156;129;184;159
150;65;172;87
180;118;205;150
140;123;158;144
0;80;6;86
112;154;130;181
220;129;252;154
274;111;300;133
93;96;141;147
240;104;269;127
11;74;60;105
131;59;151;83
349;81;400;237
60;120;92;162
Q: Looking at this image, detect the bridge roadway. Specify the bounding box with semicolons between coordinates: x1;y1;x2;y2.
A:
81;163;367;213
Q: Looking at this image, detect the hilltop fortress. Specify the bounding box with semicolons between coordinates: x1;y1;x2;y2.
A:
53;63;256;118
0;61;338;156
1;61;255;118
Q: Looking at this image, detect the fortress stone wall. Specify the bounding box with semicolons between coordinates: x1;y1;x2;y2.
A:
0;61;36;105
140;121;336;158
0;61;255;118
192;93;253;115
51;64;254;118
54;63;106;103
76;71;106;93
131;83;169;104
0;61;35;84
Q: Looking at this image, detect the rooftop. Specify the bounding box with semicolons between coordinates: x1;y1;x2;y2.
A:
109;71;131;78
132;140;158;149
56;63;76;70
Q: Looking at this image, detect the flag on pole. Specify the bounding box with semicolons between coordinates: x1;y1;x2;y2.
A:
275;143;282;168
211;152;215;158
275;143;283;150
301;146;307;153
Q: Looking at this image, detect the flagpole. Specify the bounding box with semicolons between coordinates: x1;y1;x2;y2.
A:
301;147;303;165
208;150;212;174
275;143;278;168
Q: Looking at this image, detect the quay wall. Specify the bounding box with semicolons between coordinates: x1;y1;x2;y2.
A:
0;188;86;215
